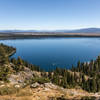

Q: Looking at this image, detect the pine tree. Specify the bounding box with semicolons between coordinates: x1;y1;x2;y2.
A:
77;61;81;72
89;78;97;93
17;56;23;65
0;46;9;64
11;58;17;65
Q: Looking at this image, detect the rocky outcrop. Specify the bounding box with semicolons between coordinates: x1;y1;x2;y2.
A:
8;67;34;84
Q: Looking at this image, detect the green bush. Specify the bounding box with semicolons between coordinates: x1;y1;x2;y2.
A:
81;96;96;100
32;77;50;84
0;86;19;95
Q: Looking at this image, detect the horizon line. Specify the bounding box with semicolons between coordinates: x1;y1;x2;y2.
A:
0;27;100;31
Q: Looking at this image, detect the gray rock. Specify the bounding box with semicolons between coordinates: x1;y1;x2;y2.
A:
14;84;20;88
30;82;40;88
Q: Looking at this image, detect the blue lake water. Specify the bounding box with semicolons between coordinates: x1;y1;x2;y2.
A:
0;37;100;71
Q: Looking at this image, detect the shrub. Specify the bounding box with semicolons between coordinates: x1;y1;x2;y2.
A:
81;96;96;100
0;86;19;95
32;77;50;84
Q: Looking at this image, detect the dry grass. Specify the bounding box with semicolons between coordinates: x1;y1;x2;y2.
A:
16;87;33;97
0;84;98;100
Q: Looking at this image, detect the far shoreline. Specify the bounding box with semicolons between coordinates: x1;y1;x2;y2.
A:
0;32;100;39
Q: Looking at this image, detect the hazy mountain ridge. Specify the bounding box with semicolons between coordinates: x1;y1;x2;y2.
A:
0;28;100;33
57;28;100;33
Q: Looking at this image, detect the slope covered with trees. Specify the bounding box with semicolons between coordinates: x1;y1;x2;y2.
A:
47;57;100;93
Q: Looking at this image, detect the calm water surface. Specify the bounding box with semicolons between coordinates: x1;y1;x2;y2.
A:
0;38;100;71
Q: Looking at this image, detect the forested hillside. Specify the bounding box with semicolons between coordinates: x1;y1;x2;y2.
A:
47;57;100;93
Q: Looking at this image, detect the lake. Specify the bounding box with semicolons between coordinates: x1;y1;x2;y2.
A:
0;37;100;71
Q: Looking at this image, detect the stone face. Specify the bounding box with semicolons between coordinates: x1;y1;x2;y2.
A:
30;82;59;89
0;81;4;84
14;84;20;88
0;85;5;87
44;83;58;89
8;66;34;84
30;82;40;88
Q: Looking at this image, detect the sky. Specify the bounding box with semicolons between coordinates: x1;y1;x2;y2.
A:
0;0;100;30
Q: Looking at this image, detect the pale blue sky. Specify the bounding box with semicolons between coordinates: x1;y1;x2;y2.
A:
0;0;100;30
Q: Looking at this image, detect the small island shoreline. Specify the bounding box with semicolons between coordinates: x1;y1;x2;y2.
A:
8;50;16;57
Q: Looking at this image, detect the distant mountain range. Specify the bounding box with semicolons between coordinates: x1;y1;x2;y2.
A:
56;28;100;33
0;28;100;33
